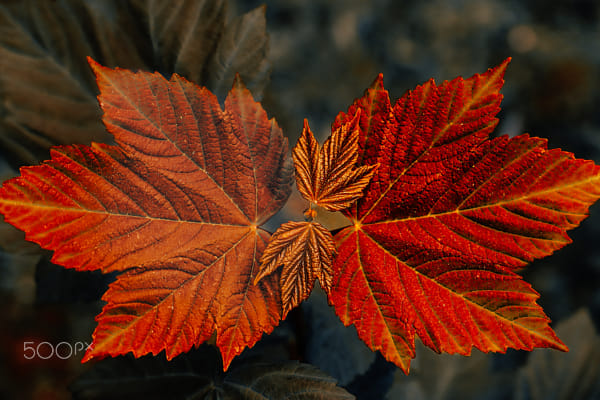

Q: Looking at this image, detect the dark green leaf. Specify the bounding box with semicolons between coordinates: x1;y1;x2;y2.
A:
206;5;270;102
71;346;354;400
516;309;600;400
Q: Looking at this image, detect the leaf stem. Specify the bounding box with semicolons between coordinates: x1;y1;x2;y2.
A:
304;202;317;221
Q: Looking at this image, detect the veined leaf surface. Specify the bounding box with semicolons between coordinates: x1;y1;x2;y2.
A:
328;59;600;372
293;114;377;212
254;221;335;316
0;60;293;369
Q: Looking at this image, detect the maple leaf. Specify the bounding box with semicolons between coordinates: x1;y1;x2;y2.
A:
293;113;377;214
254;221;335;316
0;60;293;369
327;59;600;373
0;0;271;277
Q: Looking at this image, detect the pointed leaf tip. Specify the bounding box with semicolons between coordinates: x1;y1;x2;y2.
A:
87;57;119;78
86;56;99;68
233;72;243;85
87;56;108;78
492;57;511;76
232;72;250;94
370;73;385;90
228;73;262;108
303;118;310;131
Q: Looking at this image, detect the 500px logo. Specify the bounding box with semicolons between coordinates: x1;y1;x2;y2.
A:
23;341;92;360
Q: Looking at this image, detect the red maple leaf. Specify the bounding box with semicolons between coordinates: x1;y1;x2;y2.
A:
326;59;600;372
0;59;293;369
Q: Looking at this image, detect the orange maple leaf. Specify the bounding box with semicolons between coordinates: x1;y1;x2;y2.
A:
0;59;293;369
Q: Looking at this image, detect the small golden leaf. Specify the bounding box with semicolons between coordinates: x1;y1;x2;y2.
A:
254;221;335;316
293;112;377;211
